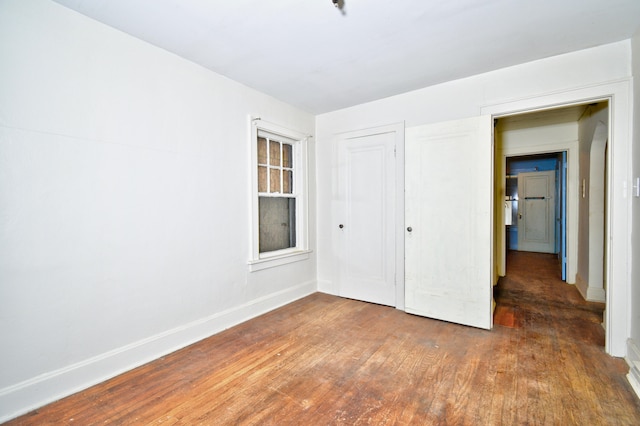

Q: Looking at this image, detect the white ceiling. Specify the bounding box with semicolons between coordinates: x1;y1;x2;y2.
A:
52;0;640;114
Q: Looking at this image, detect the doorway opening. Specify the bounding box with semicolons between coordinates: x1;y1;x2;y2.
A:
505;153;567;279
482;81;631;357
493;101;609;340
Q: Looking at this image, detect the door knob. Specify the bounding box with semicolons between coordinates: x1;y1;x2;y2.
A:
339;224;344;229
407;226;412;232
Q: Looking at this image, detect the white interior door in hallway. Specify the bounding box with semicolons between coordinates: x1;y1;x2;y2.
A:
517;170;556;253
405;116;493;329
335;126;398;307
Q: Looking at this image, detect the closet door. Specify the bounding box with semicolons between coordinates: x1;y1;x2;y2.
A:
405;116;493;329
335;126;398;307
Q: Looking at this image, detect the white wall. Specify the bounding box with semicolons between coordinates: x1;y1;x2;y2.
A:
627;30;640;397
631;30;640;351
0;0;315;421
316;41;633;357
576;104;609;301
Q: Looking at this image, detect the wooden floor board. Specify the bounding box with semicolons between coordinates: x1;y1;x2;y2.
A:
6;251;640;425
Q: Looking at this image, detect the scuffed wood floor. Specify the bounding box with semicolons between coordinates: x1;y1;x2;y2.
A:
7;251;640;424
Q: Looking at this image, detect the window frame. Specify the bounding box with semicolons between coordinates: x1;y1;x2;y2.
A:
248;117;310;271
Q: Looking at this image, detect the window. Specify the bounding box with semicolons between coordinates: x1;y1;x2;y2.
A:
249;118;309;271
257;135;296;252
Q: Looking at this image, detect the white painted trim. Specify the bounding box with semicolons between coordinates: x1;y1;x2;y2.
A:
395;122;406;310
576;273;589;300
249;116;310;266
480;78;630;117
0;281;316;423
248;249;312;271
316;279;335;295
481;79;632;357
626;339;640;401
586;286;606;303
575;273;604;301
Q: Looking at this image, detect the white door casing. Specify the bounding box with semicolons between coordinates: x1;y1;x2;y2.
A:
405;116;493;330
335;128;397;307
481;80;631;357
517;171;556;253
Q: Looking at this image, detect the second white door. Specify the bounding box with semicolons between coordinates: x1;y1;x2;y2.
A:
405;116;493;330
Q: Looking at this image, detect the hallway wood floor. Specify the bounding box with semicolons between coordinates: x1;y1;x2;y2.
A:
6;252;640;425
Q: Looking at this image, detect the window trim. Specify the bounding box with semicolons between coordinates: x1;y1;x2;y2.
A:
249;117;310;271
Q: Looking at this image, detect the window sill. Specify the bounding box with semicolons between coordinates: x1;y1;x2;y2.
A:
248;249;312;272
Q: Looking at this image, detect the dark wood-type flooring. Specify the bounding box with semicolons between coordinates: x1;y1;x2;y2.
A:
6;251;640;425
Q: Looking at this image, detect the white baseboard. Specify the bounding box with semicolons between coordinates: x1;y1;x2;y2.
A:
316;278;336;295
626;338;640;400
574;273;605;302
0;280;316;423
575;273;588;300
586;286;606;303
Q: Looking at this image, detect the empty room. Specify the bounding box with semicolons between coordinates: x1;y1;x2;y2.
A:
2;0;640;423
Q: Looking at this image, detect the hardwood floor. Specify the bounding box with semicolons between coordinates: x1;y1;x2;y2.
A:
6;251;640;425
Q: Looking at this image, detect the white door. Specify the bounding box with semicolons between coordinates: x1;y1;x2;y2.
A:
405;116;493;329
517;171;555;253
336;129;396;306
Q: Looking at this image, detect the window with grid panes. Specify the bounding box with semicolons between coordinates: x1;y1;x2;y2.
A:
249;119;309;271
257;132;297;253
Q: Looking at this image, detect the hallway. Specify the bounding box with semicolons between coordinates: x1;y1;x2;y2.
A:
495;250;604;333
493;250;639;423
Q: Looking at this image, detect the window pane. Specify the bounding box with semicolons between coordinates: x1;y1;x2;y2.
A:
258;166;268;193
282;143;293;168
259;197;296;252
269;140;281;166
283;170;293;194
257;137;268;164
270;168;281;193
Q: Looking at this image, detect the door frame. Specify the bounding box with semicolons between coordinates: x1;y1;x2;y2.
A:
504;154;566;266
499;144;578;282
333;122;406;309
481;79;632;357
